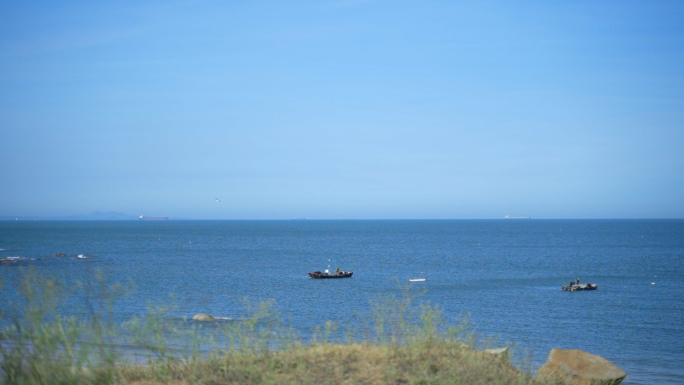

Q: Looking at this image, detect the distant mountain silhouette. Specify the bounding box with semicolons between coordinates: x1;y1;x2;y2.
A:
0;212;137;221
62;211;137;220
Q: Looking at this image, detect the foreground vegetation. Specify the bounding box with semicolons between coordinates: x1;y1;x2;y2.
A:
0;268;565;385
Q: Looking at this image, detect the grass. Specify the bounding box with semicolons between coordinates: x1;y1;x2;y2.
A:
0;268;565;385
119;341;535;385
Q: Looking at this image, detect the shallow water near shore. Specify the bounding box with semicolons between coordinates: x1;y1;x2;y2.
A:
1;219;683;384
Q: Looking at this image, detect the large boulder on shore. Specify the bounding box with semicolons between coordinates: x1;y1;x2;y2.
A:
192;313;215;322
537;348;626;385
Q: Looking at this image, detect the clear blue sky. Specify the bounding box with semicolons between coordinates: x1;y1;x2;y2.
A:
1;1;683;219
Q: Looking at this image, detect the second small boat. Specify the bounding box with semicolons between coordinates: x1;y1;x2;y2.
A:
308;269;353;279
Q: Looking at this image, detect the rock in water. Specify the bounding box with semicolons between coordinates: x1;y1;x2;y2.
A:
537;348;627;385
483;347;510;360
192;313;215;322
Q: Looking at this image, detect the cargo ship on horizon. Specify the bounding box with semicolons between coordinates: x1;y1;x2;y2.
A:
138;215;169;221
505;215;531;219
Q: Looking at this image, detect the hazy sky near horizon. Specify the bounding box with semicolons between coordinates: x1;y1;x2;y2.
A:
1;1;683;219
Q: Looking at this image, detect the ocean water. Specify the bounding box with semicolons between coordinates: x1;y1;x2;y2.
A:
1;219;683;384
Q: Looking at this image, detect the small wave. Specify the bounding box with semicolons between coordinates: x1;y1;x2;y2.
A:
1;256;36;265
2;256;32;261
213;316;233;321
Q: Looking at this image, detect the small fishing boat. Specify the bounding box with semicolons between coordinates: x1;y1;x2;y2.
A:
562;279;597;291
308;270;353;279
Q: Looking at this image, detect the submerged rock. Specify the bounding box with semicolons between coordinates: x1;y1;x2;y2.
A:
55;253;67;257
192;313;215;322
537;348;626;385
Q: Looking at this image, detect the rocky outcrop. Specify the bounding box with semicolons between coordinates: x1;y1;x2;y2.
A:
537;348;626;385
483;347;510;361
55;253;67;257
192;313;215;322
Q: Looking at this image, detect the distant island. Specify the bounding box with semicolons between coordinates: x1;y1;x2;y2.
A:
0;212;137;221
138;215;169;221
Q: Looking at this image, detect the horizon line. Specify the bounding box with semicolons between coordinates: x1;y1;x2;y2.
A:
2;217;683;221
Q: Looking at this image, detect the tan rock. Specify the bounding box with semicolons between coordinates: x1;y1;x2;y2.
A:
191;313;215;321
537;348;626;385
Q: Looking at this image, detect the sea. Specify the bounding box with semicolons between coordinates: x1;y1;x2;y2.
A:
1;219;682;384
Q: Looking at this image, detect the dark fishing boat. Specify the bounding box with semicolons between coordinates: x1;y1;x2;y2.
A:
308;270;353;279
562;279;598;291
